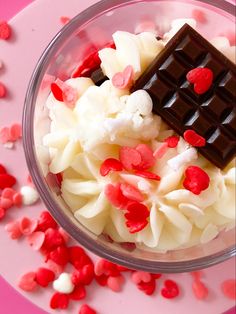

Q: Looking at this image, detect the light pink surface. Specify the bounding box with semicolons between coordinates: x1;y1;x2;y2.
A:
0;0;235;314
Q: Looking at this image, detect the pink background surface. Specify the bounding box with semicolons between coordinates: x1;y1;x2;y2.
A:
0;1;235;314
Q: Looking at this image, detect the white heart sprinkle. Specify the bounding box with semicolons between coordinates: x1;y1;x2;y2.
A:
53;273;74;294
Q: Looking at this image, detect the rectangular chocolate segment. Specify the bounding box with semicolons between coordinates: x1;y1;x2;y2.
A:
132;24;236;169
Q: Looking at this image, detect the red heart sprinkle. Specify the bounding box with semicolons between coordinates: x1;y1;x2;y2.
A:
134;170;161;181
71;264;94;286
107;275;124;292
0;82;7;98
13;192;22;207
100;158;123;176
35;267;55;287
51;82;63;101
192;280;209;300
50;292;69;309
9;123;22;141
48;245;69;266
221;279;236;300
18;272;37;292
69;285;86;300
95;274;109;286
120;183;144;202
161;279;179;299
125;202;149;233
186;67;213;95
137;277;156;295
60;16;71;25
79;304;97;314
0;197;13;209
68;246;93;270
192;9;207;23
164;135;180;148
104;183;130;209
183;130;206;147
0;21;11;40
0;127;11;143
0;164;7;174
119;146;142;171
0;207;5;219
183;166;210;195
37;211;58;232
0;173;16;189
135;144;156;170
42;228;65;251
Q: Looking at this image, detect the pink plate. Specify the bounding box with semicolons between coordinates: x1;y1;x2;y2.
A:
0;0;235;313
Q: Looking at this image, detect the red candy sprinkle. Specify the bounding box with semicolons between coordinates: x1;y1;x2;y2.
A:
0;82;7;98
60;16;71;25
104;183;130;209
50;292;69;309
186;67;213;95
0;21;11;40
161;279;179;299
79;304;97;314
19;217;38;235
48;245;69;266
9;123;22;141
135;144;156;170
183;166;210;195
69;285;86;301
68;246;92;270
192;280;209;300
183;130;206;147
0;207;5;219
100;158;123;176
119;146;142;171
164;135;179;148
0;173;16;189
51;82;64;101
37;211;58;232
35;268;55;287
134;170;160;181
71;264;94;286
13;192;22;207
42;228;65;251
221;279;236;300
192;9;207;23
120;183;144;202
125;202;149;233
137;277;156;296
0;164;7;174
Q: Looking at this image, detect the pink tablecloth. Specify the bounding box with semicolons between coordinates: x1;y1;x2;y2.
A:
0;1;235;314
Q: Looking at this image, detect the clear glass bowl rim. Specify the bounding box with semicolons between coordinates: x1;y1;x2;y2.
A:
23;0;236;273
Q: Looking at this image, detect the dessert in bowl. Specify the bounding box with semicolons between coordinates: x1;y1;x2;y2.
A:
23;0;236;273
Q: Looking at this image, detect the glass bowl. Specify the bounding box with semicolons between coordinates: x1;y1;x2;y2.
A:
23;0;236;273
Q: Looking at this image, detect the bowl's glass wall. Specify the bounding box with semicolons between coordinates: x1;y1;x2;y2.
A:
24;0;236;273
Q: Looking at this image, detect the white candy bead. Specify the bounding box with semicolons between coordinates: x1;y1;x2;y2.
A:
210;36;230;50
20;186;39;205
53;273;75;294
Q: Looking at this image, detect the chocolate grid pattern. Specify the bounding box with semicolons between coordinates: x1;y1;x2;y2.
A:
132;24;236;169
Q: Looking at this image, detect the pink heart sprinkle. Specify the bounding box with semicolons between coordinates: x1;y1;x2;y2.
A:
112;65;134;89
27;231;45;250
5;220;22;239
19;217;38;235
192;280;208;300
131;271;152;284
45;259;64;277
13;192;22;207
94;259;107;276
18;272;37;291
1;187;15;200
107;275;124;292
0;127;11;144
0;197;13;209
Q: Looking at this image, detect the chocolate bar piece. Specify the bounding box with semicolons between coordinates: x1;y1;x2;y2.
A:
90;68;108;86
132;24;236;169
